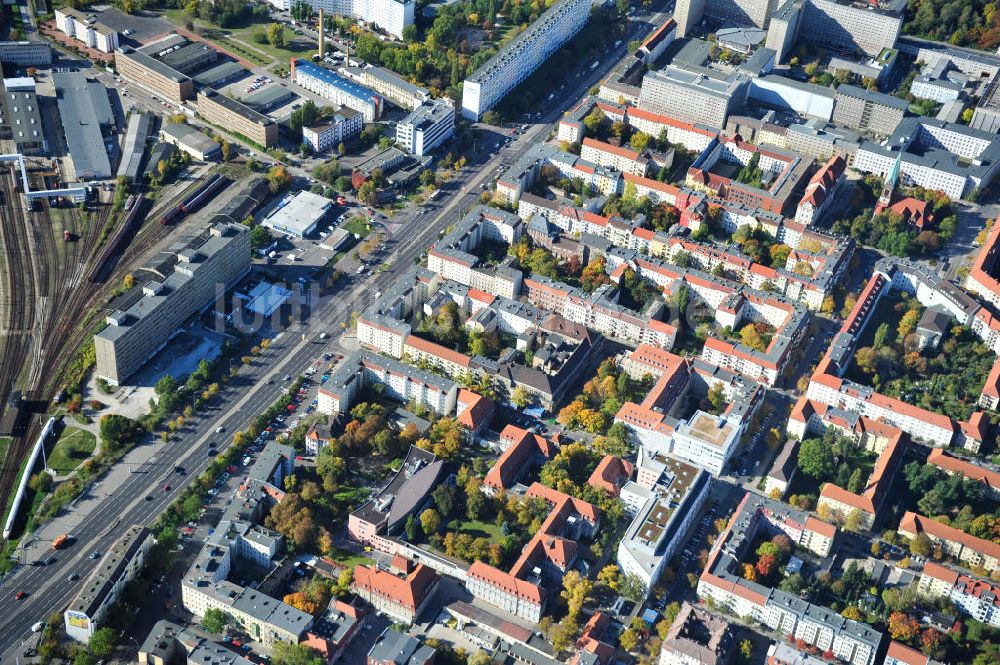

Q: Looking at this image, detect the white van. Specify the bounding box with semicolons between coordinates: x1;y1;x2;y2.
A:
31;622;44;633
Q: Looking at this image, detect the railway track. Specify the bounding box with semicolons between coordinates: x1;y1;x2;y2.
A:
0;166;228;535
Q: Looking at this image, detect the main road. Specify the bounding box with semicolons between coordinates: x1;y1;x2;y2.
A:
0;6;673;660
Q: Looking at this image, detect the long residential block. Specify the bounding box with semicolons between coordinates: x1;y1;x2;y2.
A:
461;0;592;120
197;89;278;148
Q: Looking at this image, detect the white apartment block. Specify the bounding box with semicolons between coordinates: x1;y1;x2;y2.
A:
302;106;363;152
55;8;119;53
317;351;458;418
396;99;455;156
918;563;1000;628
461;0;592;120
675;0;777;36
298;0;414;39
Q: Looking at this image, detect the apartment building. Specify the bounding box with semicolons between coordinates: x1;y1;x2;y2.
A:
197;89;278;148
832;84;908;137
352;556;439;624
795;155;846;225
64;525;153;643
0;41;52;66
342;65;428;110
291;59;382;121
675;0;777;37
426;205;524;298
368;630;436;665
115;48;194;104
972;74;1000;133
659;603;734;665
698;496;880;665
918;562;1000;628
461;0;591;120
639;66;750;130
798;0;901;57
318;351;458;417
898;512;1000;573
580;138;650;176
302;105;363;152
853;117;1000;200
395;99;455;156
56;8;119;53
618;455;711;593
94;223;250;385
927;448;1000;500
964;216;1000;311
883;641;940;665
301;0;414;39
789;398;906;531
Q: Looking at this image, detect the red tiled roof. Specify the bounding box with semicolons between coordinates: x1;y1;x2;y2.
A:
485;426;555;490
886;641;930;665
583;137;642;161
456;389;495;432
467;561;544;604
899;511;1000;560
804;515;837;539
587;455;635;496
983;357;1000;400
928;448;1000;494
352;560;438;612
405;335;472;368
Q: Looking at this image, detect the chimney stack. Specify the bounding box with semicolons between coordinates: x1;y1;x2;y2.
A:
318;9;325;59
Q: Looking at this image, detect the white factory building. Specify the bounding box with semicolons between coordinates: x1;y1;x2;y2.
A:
396;99;455;156
262;190;335;239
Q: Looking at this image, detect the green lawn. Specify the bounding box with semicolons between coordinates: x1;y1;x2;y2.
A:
329;547;371;569
446;518;502;541
160;10;313;66
47;427;97;476
344;217;371;238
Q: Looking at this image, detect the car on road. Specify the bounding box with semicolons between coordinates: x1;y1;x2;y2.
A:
15;591;27;600
89;551;101;559
163;484;171;492
145;495;153;501
67;573;79;582
216;426;225;433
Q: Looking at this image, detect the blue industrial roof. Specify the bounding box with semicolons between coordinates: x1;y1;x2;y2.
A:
292;59;379;102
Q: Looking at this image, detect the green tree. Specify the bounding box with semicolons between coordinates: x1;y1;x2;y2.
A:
220;140;232;162
420;508;441;535
798;437;836;480
272;641;325;665
203;607;229;634
88;627;117;657
873;322;890;349
267;23;286;48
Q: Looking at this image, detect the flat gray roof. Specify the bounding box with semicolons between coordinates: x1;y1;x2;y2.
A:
53;71;114;179
119;47;191;83
836;83;910;111
193;60;250;87
160;121;220;156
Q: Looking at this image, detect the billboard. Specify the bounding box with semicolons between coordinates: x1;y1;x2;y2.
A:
65;611;90;632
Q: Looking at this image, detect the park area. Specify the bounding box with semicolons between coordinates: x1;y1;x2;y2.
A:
47;427;97;476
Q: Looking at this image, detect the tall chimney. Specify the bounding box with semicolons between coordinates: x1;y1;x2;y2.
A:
318;9;325;59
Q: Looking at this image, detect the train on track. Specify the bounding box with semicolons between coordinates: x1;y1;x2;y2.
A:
87;194;146;283
160;174;228;225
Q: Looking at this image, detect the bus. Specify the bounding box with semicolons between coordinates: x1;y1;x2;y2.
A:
429;190;441;201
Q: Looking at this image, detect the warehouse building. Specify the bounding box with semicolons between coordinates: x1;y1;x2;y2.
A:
155;41;218;74
193;60;251;89
197;89;278;148
290;59;382;122
242;86;295;114
396;99;454;156
64;525;153;643
116;112;154;181
53;71;115;180
94;222;251;385
0;41;53;66
262;190;334;239
1;77;47;155
461;0;591;120
115;47;195;104
160;122;221;161
302;105;363;152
